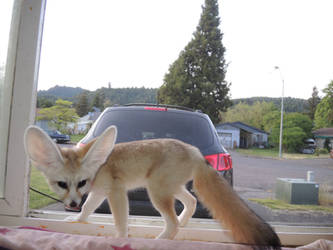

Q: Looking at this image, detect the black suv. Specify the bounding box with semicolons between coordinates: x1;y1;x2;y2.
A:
78;104;233;218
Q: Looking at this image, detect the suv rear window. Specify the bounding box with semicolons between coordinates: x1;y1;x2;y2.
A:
93;109;214;151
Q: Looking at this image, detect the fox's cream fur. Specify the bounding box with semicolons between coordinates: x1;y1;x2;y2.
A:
24;125;280;249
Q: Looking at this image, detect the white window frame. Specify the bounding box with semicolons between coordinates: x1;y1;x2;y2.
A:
0;0;45;216
0;0;332;247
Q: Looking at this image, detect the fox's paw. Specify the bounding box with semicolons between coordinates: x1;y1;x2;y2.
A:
64;215;87;223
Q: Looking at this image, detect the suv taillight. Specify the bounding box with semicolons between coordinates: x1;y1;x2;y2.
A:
144;107;167;111
204;153;232;171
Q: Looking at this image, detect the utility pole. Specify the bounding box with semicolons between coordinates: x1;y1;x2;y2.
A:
274;66;284;158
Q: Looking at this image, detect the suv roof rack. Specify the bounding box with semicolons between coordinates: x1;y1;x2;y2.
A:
122;103;202;112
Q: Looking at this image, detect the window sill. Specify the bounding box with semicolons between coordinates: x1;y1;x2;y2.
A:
0;210;333;246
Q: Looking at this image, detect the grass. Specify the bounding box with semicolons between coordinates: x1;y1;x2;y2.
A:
235;148;330;159
249;198;333;213
236;148;279;158
29;166;57;209
70;134;86;143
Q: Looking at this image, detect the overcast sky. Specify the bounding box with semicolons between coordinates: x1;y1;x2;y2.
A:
2;0;333;99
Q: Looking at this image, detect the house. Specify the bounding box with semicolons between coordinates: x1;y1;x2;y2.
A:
312;128;333;149
35;108;51;131
215;121;269;149
76;108;101;134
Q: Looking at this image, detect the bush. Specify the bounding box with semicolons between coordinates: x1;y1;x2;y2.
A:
268;112;312;153
270;126;306;153
315;148;329;155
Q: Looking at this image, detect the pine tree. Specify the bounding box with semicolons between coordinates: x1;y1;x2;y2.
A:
158;0;231;123
307;86;321;120
76;91;90;117
91;91;104;111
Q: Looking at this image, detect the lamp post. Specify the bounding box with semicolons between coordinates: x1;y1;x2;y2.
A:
274;66;284;158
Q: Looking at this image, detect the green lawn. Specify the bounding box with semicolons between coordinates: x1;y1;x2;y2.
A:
70;134;86;143
249;198;333;213
235;148;330;159
29;166;57;209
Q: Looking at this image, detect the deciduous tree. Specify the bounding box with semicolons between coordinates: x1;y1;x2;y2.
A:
37;99;78;132
314;81;333;128
221;101;276;130
269;112;313;152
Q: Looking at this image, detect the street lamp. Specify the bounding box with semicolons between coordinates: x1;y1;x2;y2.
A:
274;66;284;158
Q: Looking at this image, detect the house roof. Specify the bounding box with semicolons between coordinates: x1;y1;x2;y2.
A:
78;111;101;123
313;128;333;138
216;121;268;135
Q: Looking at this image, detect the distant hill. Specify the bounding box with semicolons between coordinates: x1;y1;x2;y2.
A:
37;85;158;107
96;87;157;105
37;86;309;113
38;85;88;101
233;97;309;113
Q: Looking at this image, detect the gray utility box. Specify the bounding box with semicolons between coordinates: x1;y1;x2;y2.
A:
275;178;319;205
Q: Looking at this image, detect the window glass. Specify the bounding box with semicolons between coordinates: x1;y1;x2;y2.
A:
34;0;333;232
0;0;14;198
94;109;214;150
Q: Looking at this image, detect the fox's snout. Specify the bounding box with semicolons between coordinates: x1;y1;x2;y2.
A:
69;200;78;208
63;195;83;211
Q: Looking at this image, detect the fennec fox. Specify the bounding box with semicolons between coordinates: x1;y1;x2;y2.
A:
24;125;280;249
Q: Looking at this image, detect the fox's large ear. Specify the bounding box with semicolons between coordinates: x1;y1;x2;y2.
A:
82;126;117;174
24;126;64;173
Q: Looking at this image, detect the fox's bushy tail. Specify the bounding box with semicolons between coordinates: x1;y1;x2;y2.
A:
193;161;281;249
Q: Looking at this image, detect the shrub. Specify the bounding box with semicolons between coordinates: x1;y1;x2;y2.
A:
315;148;329;155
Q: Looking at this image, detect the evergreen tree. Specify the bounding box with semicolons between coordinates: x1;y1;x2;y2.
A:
158;0;231;123
307;86;321;120
76;91;90;117
91;91;104;111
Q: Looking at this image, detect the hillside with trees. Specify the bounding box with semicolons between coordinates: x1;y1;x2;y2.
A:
38;85;87;101
37;86;157;106
232;97;309;113
37;86;311;117
37;86;158;116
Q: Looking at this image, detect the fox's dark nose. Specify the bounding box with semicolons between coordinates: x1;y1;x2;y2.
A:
70;201;77;208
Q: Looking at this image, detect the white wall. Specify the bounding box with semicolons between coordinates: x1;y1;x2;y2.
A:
216;128;240;149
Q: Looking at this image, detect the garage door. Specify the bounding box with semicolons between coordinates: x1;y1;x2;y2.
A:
219;133;232;148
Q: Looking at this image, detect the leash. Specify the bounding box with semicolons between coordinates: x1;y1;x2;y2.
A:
29;186;63;203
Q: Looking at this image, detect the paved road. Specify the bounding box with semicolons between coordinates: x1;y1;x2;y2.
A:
230;150;333;199
229;151;333;224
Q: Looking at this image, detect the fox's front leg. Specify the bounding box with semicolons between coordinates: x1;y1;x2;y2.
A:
107;185;129;238
65;192;105;222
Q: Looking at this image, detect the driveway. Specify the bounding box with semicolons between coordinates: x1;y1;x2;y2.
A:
230;151;333;225
231;151;333;198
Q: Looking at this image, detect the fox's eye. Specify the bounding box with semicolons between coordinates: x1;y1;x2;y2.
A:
57;181;68;189
78;179;87;188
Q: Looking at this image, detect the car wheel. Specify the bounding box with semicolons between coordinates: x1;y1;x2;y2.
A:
222;169;233;187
